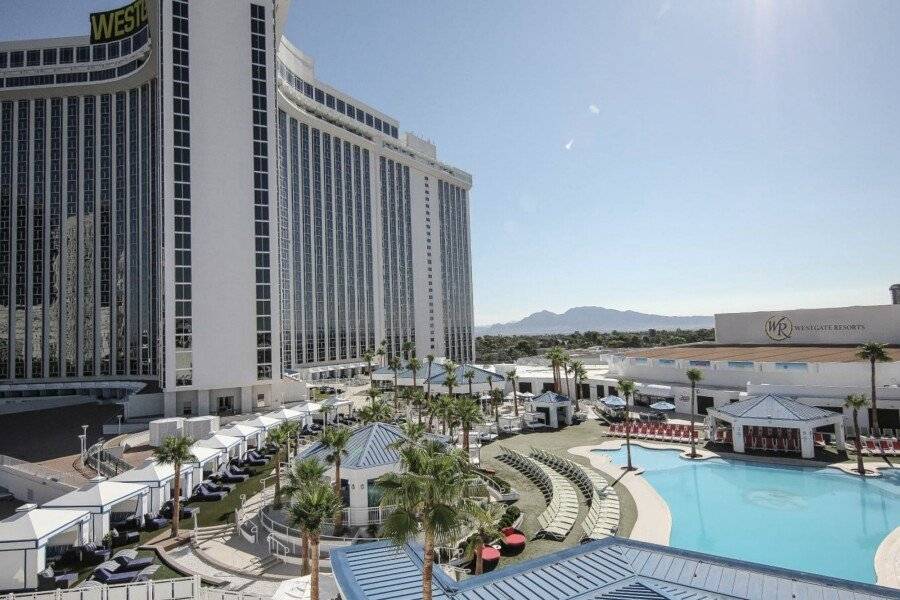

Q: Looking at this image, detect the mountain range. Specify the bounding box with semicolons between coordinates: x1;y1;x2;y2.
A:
474;306;714;336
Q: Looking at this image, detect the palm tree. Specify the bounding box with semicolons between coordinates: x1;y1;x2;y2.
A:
408;356;422;391
358;400;393;424
454;396;482;453
376;343;386;368
153;435;194;537
467;502;504;575
686;368;703;458
363;350;375;387
844;393;870;476
856;342;893;431
618;378;637;471
268;423;291;509
545;346;566;392
394;421;426;449
570;361;585;412
388;356;403;412
425;353;435;400
365;386;382;406
282;458;326;576
319;427;351;532
402;340;415;360
287;483;342;600
562;357;573;398
464;368;476;398
443;360;458;397
506;368;519;416
408;388;426;426
489;388;504;428
435;394;454;435
378;443;475;600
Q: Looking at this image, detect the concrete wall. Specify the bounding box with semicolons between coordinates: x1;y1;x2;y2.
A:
0;466;76;504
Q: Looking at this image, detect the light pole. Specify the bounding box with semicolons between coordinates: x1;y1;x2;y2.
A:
117;414;123;435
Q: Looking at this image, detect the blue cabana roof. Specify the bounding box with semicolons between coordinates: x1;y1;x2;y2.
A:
331;537;900;600
298;422;439;470
713;394;837;422
531;390;571;404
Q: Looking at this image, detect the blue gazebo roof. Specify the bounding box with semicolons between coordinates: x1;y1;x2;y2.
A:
530;390;571;404
331;537;900;600
299;422;439;470
713;394;837;422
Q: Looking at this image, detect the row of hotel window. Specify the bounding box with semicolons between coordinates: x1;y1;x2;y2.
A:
277;60;399;140
0;58;146;89
0;28;149;70
630;357;809;371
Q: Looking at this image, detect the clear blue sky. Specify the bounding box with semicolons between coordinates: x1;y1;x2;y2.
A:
4;1;899;325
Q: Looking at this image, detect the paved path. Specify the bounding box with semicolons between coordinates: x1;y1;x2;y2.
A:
875;527;900;589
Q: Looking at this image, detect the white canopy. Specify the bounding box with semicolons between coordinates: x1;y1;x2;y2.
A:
112;458;180;487
0;509;90;550
300;402;322;413
267;408;305;421
218;423;264;441
190;444;224;465
242;414;282;431
195;433;242;452
43;481;147;514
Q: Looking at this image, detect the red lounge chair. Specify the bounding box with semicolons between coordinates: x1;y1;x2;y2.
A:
865;439;878;455
879;439;893;454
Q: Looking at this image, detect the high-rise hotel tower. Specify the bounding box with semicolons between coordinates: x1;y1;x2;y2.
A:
0;0;474;417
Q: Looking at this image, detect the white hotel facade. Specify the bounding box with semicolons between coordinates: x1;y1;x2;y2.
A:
0;0;475;418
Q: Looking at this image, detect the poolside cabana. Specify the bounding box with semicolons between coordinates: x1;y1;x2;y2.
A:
189;444;226;482
242;414;282;434
707;393;846;459
524;391;573;429
217;423;265;452
42;481;149;543
266;407;308;424
0;507;90;591
111;458;194;514
194;432;243;459
497;414;523;434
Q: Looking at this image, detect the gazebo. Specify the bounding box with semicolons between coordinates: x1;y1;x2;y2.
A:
111;458;194;514
524;391;573;429
195;432;243;459
0;507;90;591
42;480;149;543
218;423;265;451
707;393;846;459
189;444;226;482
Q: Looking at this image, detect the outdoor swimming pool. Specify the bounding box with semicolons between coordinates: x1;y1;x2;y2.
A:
596;445;900;584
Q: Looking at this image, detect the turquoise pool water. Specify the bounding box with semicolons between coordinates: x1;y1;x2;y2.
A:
596;446;900;583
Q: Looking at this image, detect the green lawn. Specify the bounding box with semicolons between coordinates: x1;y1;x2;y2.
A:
185;462;275;527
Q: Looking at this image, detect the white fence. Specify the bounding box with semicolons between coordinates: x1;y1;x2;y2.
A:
2;576;267;600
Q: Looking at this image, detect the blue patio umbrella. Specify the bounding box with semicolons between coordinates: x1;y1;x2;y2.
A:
650;401;676;411
602;395;626;407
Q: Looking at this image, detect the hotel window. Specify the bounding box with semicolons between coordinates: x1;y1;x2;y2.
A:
42;48;57;65
688;360;710;367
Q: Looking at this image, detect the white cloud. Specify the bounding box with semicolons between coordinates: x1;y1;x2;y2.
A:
564;139;574;150
656;0;671;20
588;104;600;114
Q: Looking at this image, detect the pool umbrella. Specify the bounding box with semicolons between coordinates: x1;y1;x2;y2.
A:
602;395;626;407
650;401;676;411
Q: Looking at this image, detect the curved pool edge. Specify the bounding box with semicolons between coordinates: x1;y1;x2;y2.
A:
875;526;900;589
568;444;671;545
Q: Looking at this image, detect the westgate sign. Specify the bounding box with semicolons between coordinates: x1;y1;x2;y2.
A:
716;305;900;345
90;0;148;44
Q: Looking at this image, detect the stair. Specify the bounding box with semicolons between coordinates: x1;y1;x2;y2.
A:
191;523;234;545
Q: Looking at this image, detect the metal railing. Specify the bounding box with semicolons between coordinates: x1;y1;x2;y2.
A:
83;442;132;477
0;575;267;600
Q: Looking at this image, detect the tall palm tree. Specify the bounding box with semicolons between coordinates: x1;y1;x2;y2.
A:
376;343;386;368
442;360;458;396
282;458;326;576
425;354;435;400
365;386;382;406
378;443;476;600
562;358;573;398
363;350;375;387
358;399;393;424
408;356;422;391
505;368;518;416
489;388;504;428
319;427;351;532
288;483;342;600
844;394;870;476
394;421;426;449
686;368;703;458
268;423;291;510
464;368;476;398
153;435;194;537
454;396;482;453
408;388;426;426
402;340;415;360
856;342;893;431
545;346;566;392
467;501;504;575
435;394;454;435
570;361;586;412
388;355;403;402
618;378;637;471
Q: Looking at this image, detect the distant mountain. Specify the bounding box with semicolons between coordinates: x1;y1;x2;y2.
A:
475;306;714;336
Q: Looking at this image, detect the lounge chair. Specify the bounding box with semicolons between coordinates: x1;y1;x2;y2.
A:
193;484;227;501
80;542;111;566
112;550;155;572
160;500;199;520
92;567;142;584
110;529;139;547
144;513;169;531
242;453;267;467
37;567;77;590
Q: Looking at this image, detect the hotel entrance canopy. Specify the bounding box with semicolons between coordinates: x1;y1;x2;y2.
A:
707;393;845;458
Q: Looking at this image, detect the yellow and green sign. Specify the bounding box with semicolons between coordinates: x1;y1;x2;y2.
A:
90;0;148;44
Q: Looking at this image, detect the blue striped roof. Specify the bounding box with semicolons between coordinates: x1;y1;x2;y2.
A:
331;537;900;600
713;394;837;422
531;390;571;404
298;422;408;469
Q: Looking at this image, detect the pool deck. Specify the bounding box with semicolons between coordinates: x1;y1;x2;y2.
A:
875;527;900;589
578;439;900;590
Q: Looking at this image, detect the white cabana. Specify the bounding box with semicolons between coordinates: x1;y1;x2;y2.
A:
0;508;90;591
111;458;193;514
218;423;265;451
42;480;149;543
267;407;307;422
524;391;573;429
707;393;846;459
498;414;523;434
189;444;226;482
195;433;243;459
243;414;282;433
